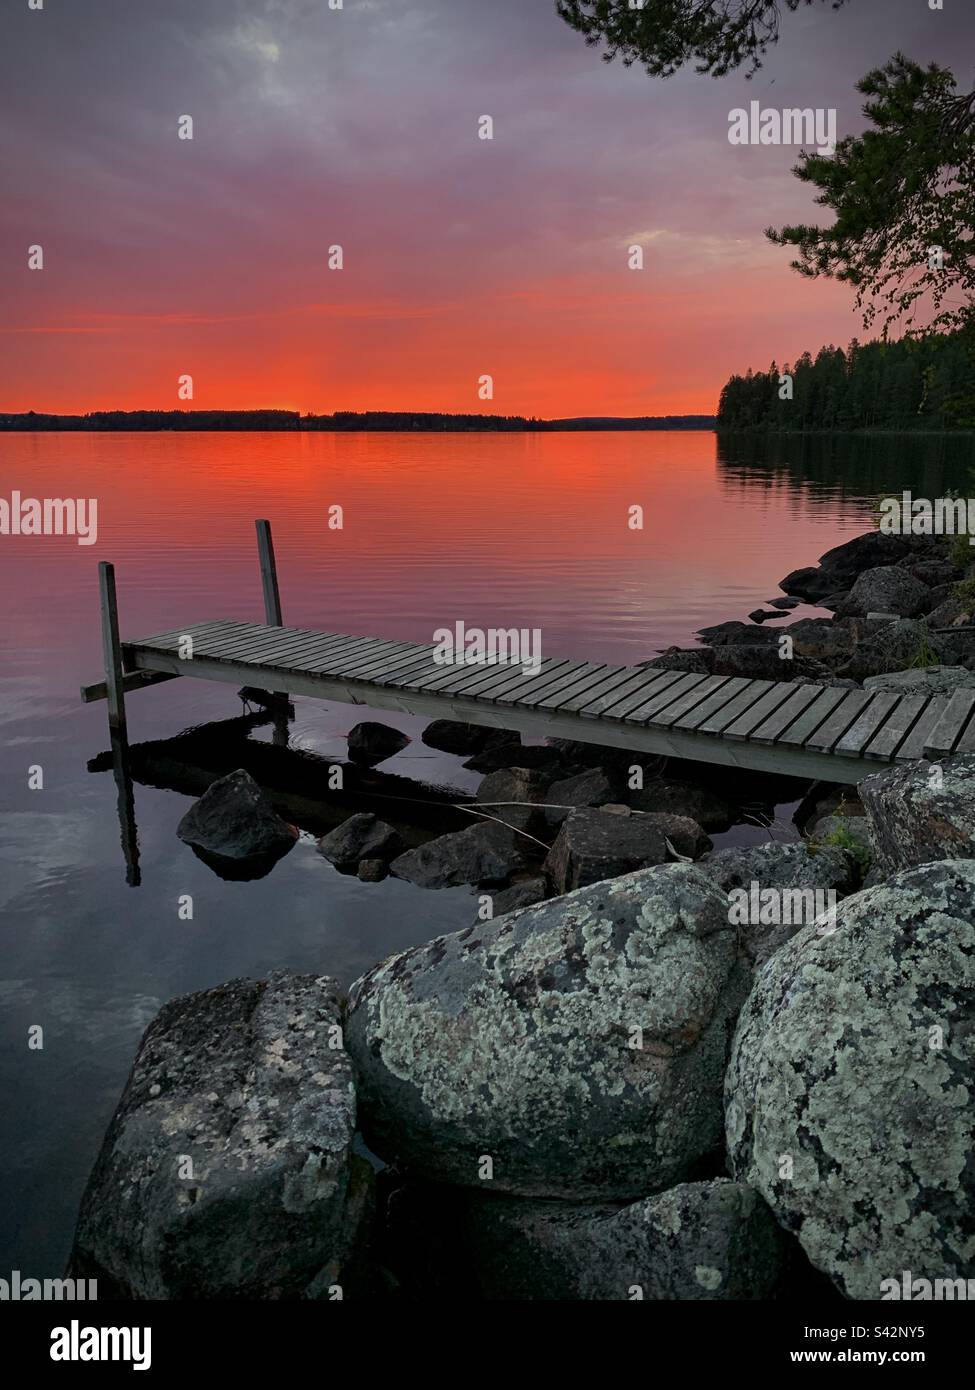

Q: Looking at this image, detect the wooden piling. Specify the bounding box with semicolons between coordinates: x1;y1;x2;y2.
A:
98;561;128;738
255;519;283;627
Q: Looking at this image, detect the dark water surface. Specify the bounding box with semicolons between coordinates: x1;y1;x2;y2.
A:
1;428;973;1274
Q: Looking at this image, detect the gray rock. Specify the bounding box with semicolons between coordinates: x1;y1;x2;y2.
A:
176;768;298;861
357;858;388;882
700;841;855;967
476;766;550;834
862;664;975;695
927;596;973;629
749;609;787;623
807;814;874;868
768;597;801;610
347;721;410;766
785;618;856;664
896;556;960;587
835;566;930;619
710;645;828;682
69;972;373;1299
628;778;734;832
839;618;946;681
390;1178;786;1300
726;860;975;1301
697;621;780;647
389;820;528;889
477;877;549;920
543;807;709;893
543;767;621;828
346;864;746;1199
421;720;495;755
317;812;403;869
859;754;975;873
644;646;715;675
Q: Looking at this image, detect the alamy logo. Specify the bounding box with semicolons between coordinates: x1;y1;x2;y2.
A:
728;101;837;156
432;620;542;674
0;491;98;545
878;492;975;542
0;1270;97;1300
727;881;837;929
881;1271;975;1300
50;1320;151;1371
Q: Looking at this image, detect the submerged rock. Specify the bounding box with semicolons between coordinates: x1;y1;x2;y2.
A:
347;721;410;766
317;812;403;870
726;860;975;1301
176;768;298;862
421;720;495;755
346;864;746;1200
860;754;975;873
389;820;528;889
69;972;373;1299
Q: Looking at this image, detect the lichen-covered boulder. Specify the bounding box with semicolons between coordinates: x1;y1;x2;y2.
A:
346;865;746;1200
839;618;946;681
386;1178;786;1300
860;754;975;873
69;972;373;1299
726;861;975;1300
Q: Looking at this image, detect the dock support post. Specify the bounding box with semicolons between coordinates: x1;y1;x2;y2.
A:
255;519;283;627
99;561;128;739
255;519;290;743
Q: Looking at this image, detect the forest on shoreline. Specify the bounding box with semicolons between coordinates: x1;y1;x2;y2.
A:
0;410;715;433
717;327;975;434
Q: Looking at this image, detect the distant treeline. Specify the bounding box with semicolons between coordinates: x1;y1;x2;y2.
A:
716;327;975;433
0;409;715;433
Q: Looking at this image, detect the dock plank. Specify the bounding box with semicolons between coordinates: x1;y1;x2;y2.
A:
924;688;975;757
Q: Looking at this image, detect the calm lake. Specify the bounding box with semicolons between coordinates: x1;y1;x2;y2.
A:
2;427;973;1275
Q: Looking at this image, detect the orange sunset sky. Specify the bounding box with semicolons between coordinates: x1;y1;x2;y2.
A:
1;0;969;419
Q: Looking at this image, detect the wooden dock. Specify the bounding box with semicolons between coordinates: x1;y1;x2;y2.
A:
81;521;971;787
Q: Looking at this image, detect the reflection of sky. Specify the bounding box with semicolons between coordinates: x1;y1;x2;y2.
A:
1;0;970;416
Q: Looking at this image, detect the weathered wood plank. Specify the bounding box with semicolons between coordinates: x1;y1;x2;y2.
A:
804;690;876;753
529;665;618;711
834;692;901;757
82;669;181;703
599;668;687;721
925;688;975;756
624;672;709;725
671;677;756;732
577;668;674;718
748;685;824;745
896;695;952;762
651;676;736;729
491;661;596;707
550;666;641;714
774;687;850;748
699;679;779;737
863;694;928;761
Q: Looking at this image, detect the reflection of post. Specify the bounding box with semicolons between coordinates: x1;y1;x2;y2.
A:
256;519;290;745
99;561;128;739
109;726;141;888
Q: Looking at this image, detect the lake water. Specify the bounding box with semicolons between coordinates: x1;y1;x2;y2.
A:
2;428;973;1276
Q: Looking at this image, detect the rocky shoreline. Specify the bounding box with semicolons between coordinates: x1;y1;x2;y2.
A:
68;527;975;1299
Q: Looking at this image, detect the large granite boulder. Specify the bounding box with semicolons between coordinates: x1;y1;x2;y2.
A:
317;812;403;870
860;754;975;873
346;865;746;1200
389;820;528;888
176;768;298;861
69;973;373;1299
387;1178;786;1301
544;807;709;892
785;618;856;665
543;767;622;828
726;861;975;1301
835;566;930;619
781;532;912;602
863;665;975;695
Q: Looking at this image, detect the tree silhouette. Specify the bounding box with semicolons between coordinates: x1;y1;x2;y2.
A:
556;0;848;79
